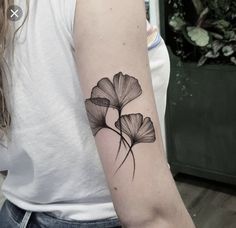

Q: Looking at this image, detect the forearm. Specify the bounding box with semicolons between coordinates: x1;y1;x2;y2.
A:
116;163;195;228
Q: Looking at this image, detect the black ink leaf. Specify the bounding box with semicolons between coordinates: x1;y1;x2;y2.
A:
113;72;142;109
85;98;110;136
91;78;118;108
90;97;110;107
85;72;156;180
91;72;142;110
115;113;156;145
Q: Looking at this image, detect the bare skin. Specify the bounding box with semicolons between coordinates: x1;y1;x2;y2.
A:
73;0;196;227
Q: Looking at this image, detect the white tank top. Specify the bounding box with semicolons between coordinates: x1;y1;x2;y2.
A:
1;0;118;221
0;0;160;221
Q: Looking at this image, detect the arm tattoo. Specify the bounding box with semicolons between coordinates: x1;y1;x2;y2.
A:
85;72;156;181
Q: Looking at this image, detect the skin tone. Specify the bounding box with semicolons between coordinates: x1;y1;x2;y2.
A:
84;72;156;181
73;0;196;227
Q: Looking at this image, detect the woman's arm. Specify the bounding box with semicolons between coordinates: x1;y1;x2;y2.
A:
73;1;195;227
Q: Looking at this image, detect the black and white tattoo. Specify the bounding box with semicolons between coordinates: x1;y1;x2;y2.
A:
85;72;156;180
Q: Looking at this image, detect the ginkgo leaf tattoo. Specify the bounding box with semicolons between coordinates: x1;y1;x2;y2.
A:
91;72;142;159
85;72;156;181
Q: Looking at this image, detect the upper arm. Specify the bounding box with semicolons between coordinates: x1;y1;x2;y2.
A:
73;0;151;97
73;0;188;226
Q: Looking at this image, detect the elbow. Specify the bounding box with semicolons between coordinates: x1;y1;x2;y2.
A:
118;208;163;228
119;208;196;228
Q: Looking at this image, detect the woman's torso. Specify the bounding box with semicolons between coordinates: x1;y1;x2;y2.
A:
0;0;161;221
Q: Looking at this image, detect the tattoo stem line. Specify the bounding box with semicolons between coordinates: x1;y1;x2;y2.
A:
116;110;122;161
116;109;127;161
106;126;136;180
114;145;136;181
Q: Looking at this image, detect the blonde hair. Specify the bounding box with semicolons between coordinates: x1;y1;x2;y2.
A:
0;0;29;141
0;0;11;139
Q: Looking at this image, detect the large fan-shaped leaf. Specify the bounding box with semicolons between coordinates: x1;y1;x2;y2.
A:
185;26;210;47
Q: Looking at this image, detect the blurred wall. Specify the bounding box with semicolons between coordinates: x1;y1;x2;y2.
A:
0;175;5;208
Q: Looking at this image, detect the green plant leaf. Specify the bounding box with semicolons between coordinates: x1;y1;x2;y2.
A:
208;0;231;16
169;15;186;31
230;56;236;65
213;19;230;28
225;31;236;41
198;56;208;66
211;32;224;40
222;45;234;56
185;26;210;47
212;19;230;32
169;0;236;66
192;0;204;15
205;51;220;58
212;40;224;54
198;7;209;22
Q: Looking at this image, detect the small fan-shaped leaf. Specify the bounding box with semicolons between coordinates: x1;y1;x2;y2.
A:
115;114;156;145
230;57;236;65
169;15;186;31
91;72;142;110
222;45;234;56
186;26;210;47
205;51;220;58
85;98;110;136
